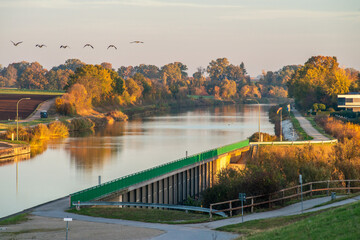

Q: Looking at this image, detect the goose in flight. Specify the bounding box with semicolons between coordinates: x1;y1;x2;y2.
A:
107;45;117;50
35;44;46;48
60;45;70;49
84;44;94;49
130;41;144;44
11;41;23;46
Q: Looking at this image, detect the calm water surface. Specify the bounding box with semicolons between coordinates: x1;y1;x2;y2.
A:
0;104;274;217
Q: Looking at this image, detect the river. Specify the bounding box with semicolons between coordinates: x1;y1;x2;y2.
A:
0;104;274;218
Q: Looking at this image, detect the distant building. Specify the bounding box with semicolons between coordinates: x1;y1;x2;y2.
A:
337;93;360;112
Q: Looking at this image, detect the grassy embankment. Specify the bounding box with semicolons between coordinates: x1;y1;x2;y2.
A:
67;207;222;224
0;213;29;225
218;200;360;240
289;112;313;140
0;88;64;95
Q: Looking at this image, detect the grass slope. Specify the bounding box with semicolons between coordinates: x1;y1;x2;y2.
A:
218;200;360;240
67;207;220;224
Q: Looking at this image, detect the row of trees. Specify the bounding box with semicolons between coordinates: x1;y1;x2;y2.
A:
287;56;360;110
0;58;294;101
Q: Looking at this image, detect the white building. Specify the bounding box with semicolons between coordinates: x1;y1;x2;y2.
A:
337;93;360;112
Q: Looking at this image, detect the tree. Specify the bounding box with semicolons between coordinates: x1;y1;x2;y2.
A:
101;62;113;70
134;64;160;79
161;62;185;85
207;58;229;81
288;56;351;110
52;59;85;72
240;62;247;75
46;69;73;90
18;62;48;89
220;79;237;99
118;66;135;79
125;78;142;103
66;65;114;104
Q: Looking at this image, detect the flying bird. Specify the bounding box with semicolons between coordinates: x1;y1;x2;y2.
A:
35;44;46;48
11;41;23;46
130;41;144;44
60;45;70;49
83;44;94;49
107;45;117;50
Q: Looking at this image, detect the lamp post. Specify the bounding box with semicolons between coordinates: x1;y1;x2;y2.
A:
16;98;31;141
247;99;261;142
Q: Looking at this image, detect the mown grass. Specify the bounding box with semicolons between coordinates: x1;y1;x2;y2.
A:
0;213;29;226
0;88;64;95
311;192;360;209
67;207;221;224
219;201;360;240
289;112;313;140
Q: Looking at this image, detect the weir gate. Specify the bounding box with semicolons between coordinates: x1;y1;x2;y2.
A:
70;139;249;206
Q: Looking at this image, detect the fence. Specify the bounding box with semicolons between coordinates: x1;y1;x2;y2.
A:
209;179;360;218
70;139;249;206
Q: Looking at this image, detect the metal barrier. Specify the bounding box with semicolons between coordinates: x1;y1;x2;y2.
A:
70;139;250;206
73;201;227;217
249;139;338;146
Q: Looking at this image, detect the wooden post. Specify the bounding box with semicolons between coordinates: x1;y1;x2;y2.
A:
310;183;313;197
348;181;351;194
327;180;330;196
209;204;212;219
269;194;272;209
251;198;254;213
282;190;285;205
297;187;300;200
229;201;232;217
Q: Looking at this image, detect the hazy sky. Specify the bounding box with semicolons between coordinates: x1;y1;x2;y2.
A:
1;0;359;76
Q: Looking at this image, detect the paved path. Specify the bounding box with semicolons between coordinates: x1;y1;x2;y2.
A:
292;108;330;141
30;194;360;240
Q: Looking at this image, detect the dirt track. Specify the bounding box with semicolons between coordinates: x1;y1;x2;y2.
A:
0;215;163;240
0;94;56;121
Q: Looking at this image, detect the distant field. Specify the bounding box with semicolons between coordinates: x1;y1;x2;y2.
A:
0;94;57;121
0;88;64;95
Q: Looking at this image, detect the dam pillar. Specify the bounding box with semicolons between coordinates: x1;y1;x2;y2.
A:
190;167;195;196
153;182;158;204
130;190;135;202
169;176;173;204
147;184;153;203
164;177;169;204
173;174;178;205
195;166;199;196
186;169;191;198
182;171;187;201
141;186;147;203
159;180;164;204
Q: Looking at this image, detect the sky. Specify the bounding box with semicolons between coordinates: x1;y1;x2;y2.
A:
0;0;359;76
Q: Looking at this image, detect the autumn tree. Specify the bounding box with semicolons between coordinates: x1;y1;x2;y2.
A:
17;62;48;89
220;79;237;99
66;65;114;104
207;58;229;81
134;64;160;79
46;69;73;90
288;56;351;110
52;59;85;72
118;66;135;79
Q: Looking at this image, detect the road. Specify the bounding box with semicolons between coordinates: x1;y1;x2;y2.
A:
25;98;56;122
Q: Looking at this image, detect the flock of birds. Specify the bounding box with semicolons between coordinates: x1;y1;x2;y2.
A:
10;40;144;50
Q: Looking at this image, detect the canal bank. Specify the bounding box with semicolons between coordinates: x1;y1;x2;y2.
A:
0;142;30;161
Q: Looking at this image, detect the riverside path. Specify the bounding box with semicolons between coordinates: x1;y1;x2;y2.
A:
292;108;330;141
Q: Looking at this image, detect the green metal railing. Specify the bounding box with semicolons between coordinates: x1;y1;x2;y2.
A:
70;139;249;206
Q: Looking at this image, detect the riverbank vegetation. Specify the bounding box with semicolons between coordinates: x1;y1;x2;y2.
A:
202;116;360;208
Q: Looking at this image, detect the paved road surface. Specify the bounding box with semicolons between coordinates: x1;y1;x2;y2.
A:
25;98;56;122
292;108;330;141
30;195;360;239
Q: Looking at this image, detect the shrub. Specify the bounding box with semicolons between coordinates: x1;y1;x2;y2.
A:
106;111;128;122
5;126;31;142
32;124;50;141
48;121;69;138
66;117;95;131
249;132;277;142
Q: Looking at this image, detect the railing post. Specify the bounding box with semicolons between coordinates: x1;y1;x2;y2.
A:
282;190;285;205
209;204;212;219
269;194;272;208
348;180;350;194
297;187;300;199
251;198;254;213
310;183;313;197
229;201;232;217
327;180;330;196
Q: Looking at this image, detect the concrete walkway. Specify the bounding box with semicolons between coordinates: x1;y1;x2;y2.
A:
30;194;360;240
292;108;330;141
25;98;56;121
